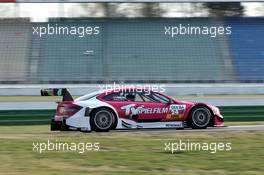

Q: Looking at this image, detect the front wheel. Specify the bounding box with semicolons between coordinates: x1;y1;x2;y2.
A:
90;108;116;132
189;107;212;129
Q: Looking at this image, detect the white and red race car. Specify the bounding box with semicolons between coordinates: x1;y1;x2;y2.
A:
41;88;224;132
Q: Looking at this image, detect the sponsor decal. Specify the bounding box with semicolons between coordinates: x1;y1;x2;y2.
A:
121;104;144;116
120;104;186;117
57;89;62;96
165;123;182;127
166;114;183;120
121;104;169;116
170;105;186;111
170;105;186;115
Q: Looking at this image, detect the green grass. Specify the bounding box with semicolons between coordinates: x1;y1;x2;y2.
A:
0;125;263;175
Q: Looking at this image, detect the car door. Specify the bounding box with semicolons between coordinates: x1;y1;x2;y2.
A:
129;91;171;122
139;91;188;122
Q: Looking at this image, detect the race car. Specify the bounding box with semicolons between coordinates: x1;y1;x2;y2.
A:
41;88;224;132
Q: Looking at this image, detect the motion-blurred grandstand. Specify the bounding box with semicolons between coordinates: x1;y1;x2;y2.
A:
0;17;263;84
0;3;263;84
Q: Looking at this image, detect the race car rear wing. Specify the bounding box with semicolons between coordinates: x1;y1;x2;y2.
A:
40;88;73;101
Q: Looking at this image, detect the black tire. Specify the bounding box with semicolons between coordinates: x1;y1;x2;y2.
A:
90;108;116;132
189;107;212;129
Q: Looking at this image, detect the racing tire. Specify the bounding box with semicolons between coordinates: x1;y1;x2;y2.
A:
189;107;212;129
90;108;116;132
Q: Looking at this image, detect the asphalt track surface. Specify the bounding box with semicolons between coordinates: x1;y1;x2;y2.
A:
112;125;264;132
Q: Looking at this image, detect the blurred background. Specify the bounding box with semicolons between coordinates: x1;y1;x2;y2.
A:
0;3;263;85
0;2;263;102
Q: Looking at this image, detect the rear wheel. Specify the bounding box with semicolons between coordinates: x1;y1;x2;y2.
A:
189;107;212;129
90;108;116;132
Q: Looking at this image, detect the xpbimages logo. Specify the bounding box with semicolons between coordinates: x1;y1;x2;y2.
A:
98;82;166;95
32;24;100;38
32;140;100;154
164;24;232;38
164;140;232;154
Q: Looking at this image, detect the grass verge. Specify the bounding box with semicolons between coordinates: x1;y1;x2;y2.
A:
0;125;263;175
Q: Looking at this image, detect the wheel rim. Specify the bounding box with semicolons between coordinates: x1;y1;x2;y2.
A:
94;110;113;130
192;108;211;128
